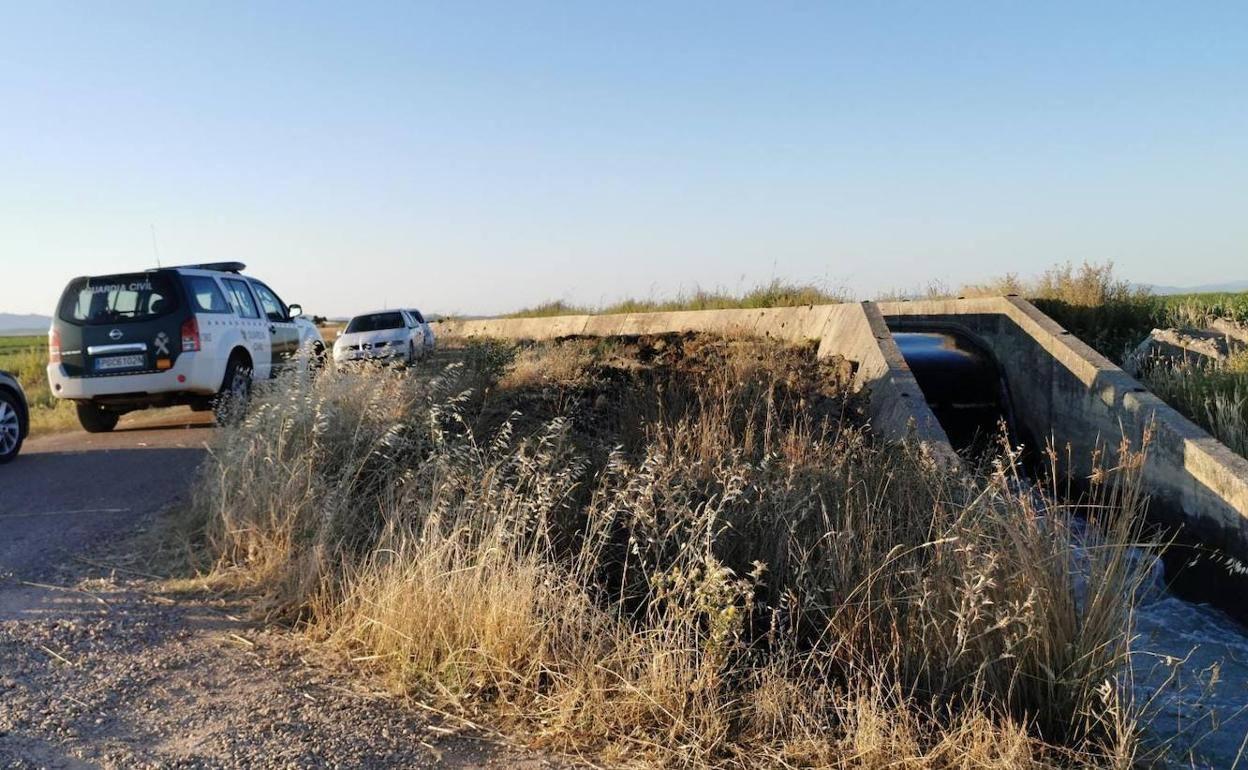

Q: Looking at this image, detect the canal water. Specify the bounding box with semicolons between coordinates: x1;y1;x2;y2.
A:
894;331;1248;768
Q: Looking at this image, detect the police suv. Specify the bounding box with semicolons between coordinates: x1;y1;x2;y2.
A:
47;263;324;432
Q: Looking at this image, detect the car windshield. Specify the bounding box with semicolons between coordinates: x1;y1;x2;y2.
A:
58;273;179;324
346;312;406;333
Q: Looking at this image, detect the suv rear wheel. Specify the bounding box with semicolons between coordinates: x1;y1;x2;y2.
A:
0;392;24;463
77;402;120;433
214;354;253;425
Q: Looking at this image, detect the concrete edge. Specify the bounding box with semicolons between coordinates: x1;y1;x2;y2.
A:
432;304;956;462
878;295;1248;550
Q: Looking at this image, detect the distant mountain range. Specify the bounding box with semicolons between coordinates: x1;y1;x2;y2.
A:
0;313;52;335
1145;281;1248;296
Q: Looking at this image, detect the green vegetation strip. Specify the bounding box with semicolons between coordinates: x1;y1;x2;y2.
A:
0;334;75;433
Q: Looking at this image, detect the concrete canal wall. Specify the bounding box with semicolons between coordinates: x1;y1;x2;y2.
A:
436;297;1248;562
878;296;1248;562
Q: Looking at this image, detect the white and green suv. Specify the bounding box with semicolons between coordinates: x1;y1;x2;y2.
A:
47;263;324;432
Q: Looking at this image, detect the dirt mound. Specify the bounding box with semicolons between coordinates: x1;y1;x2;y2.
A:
481;333;860;454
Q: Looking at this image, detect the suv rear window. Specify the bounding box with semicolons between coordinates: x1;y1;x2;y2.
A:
346;312;406;333
58;273;179;325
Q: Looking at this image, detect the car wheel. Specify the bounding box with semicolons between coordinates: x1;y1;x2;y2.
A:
76;402;120;434
0;392;23;463
214;355;253;425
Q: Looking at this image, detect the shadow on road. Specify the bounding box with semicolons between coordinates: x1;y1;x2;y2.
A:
114;420;216;433
0;447;206;579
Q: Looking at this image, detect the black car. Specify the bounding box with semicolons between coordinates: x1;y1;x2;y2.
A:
0;370;30;463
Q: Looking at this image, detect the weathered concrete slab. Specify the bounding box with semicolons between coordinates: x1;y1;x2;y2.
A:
1124;328;1244;376
1212;319;1248;346
437;315;592;340
436;297;1248;610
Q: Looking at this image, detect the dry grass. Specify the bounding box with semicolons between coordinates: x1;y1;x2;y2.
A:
505;280;846;318
962;262;1159;360
1142;351;1248;458
186;336;1153;768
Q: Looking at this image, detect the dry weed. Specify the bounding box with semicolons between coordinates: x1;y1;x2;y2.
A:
187;336;1150;767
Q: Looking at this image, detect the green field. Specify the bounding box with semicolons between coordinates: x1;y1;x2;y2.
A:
1157;291;1248;326
0;334;75;433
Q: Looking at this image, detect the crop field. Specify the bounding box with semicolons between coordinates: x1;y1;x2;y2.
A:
0;334;44;355
1156;291;1248;327
187;334;1155;768
0;334;75;433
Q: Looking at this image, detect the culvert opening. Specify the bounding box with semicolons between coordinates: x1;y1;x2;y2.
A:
891;330;1019;458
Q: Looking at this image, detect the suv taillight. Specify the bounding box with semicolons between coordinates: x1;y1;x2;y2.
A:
181;318;200;352
48;328;62;364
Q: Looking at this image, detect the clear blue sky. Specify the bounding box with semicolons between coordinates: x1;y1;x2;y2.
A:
2;1;1245;317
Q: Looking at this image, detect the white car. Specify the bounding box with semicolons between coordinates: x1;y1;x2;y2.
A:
405;309;436;353
333;309;435;366
48;262;325;431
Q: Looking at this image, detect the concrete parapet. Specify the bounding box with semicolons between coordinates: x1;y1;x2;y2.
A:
432;297;1248;605
818;303;954;461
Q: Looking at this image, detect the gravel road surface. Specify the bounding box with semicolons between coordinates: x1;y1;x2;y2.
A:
0;411;554;768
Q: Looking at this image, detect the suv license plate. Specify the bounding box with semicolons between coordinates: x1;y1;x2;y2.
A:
95;354;146;372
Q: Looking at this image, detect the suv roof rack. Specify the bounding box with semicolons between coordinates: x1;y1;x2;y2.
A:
158;262;247;274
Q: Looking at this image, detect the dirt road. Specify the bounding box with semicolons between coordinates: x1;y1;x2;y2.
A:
0;412;551;768
0;411;214;581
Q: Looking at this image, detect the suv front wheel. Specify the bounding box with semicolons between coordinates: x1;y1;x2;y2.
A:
77;402;120;433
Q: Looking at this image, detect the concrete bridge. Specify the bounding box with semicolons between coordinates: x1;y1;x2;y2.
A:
434;298;1248;596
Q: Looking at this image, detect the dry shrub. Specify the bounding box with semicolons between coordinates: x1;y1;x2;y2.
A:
189;336;1150;767
961;261;1140;307
962;261;1159;361
498;338;601;390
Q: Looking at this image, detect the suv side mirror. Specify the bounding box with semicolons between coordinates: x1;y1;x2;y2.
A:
288;303;303;318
